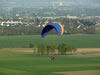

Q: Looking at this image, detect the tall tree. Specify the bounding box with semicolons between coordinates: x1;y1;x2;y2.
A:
37;45;46;55
58;44;76;55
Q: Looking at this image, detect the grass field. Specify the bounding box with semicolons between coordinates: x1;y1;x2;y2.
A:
0;34;100;48
0;48;100;75
0;34;100;75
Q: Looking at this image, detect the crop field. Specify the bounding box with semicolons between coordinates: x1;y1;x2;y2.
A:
0;34;100;48
0;48;100;75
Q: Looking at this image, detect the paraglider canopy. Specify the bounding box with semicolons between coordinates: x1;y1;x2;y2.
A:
41;23;64;38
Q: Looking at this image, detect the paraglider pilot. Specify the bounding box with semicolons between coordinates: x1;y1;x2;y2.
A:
51;56;56;61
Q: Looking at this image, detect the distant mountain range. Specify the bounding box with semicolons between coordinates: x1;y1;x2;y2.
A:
0;0;100;8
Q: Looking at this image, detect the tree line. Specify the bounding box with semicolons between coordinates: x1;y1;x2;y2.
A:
29;43;77;55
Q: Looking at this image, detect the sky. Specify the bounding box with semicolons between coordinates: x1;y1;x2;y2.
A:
0;0;100;8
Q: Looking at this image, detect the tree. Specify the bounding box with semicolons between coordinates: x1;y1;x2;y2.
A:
46;45;56;55
29;43;37;56
58;44;68;55
29;43;34;48
46;46;51;55
58;43;76;55
37;45;46;55
50;45;56;55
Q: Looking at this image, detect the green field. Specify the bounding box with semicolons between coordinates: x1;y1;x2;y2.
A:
0;48;100;75
0;34;100;75
0;34;100;48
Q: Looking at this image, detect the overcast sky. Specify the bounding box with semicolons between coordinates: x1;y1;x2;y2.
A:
0;0;100;8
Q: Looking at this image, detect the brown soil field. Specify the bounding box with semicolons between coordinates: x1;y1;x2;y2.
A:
77;48;100;53
0;48;100;54
55;70;100;75
76;48;100;56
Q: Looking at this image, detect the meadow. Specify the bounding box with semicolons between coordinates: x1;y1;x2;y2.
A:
0;34;100;75
0;48;100;75
0;34;100;48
